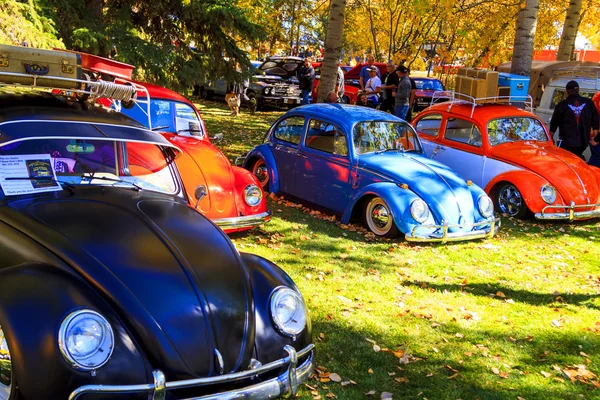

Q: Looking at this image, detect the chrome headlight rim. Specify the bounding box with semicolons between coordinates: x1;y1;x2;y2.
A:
243;184;263;207
58;309;114;371
540;184;557;204
410;199;429;224
269;286;307;337
478;194;494;218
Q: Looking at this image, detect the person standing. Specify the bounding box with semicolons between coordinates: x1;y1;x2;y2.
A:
395;66;412;119
336;62;345;101
364;68;382;106
298;57;315;105
380;62;398;113
589;91;600;167
549;81;599;159
359;56;379;90
405;68;417;122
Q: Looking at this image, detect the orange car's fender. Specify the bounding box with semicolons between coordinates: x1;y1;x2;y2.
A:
230;166;268;216
484;170;565;213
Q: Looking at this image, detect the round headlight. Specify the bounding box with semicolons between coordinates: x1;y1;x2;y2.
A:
540;184;556;204
410;199;429;223
244;184;262;207
478;195;494;218
266;87;272;95
59;310;114;370
270;287;307;337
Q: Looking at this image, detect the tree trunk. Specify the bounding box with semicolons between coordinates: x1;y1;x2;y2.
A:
556;0;583;61
85;0;103;22
317;0;346;103
510;0;540;77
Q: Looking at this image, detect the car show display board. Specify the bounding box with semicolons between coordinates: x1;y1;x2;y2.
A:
0;154;62;196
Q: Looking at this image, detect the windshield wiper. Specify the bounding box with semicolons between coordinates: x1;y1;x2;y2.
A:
5;176;75;189
80;175;143;191
374;148;404;154
151;125;171;131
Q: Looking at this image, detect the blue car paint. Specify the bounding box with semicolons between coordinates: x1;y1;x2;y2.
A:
244;104;492;236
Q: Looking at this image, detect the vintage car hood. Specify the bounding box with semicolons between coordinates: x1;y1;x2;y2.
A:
490;141;599;203
359;153;477;223
253;75;283;83
6;191;254;379
164;133;239;219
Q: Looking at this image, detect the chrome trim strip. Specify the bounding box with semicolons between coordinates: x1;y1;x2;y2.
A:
405;217;500;243
213;211;271;229
535;202;600;220
68;344;314;400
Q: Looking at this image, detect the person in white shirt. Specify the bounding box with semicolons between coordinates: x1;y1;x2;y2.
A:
364;68;382;106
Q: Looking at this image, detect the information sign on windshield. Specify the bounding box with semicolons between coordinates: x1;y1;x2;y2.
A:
0;154;62;196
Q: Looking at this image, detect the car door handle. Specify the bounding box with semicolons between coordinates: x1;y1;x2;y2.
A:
296;153;307;159
432;145;445;156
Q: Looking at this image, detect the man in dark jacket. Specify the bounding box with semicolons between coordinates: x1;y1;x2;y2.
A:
380;62;398;113
549;80;599;159
298;57;315;105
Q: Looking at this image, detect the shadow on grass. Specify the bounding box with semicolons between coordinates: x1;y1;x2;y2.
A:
402;281;599;311
310;319;599;400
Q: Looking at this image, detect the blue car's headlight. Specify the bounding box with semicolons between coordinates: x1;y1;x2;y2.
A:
270;287;307;337
478;195;494;218
59;309;114;370
410;199;429;223
244;184;263;207
540;184;556;204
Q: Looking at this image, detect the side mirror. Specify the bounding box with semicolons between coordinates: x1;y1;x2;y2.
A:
194;185;207;209
211;133;223;142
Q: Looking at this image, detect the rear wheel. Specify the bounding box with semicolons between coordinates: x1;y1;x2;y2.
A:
0;323;15;400
493;183;531;219
246;92;257;114
364;197;400;237
252;159;269;191
198;87;209;100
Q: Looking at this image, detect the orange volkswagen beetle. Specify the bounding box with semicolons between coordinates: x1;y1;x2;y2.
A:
119;83;271;232
412;101;600;220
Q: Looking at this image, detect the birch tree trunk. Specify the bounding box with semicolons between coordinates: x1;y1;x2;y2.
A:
510;0;540;77
556;0;583;61
316;0;347;103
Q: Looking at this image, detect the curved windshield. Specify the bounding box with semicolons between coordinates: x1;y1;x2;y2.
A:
0;138;177;197
353;122;422;154
415;79;444;91
487;117;549;146
120;100;203;136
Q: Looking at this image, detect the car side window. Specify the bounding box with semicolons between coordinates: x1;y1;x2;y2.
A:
415;114;442;137
550;89;595;109
273;117;305;144
305;119;348;157
445;118;482;147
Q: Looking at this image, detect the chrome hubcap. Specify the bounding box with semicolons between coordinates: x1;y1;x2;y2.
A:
254;164;268;185
498;185;522;216
0;324;12;400
371;204;390;229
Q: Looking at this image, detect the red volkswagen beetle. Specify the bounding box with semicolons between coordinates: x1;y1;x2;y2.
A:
119;83;271;232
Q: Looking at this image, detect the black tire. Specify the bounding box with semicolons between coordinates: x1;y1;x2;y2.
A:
492;183;532;219
246;92;257;114
251;159;269;191
0;322;17;400
363;197;400;238
341;95;350;104
198;87;209;100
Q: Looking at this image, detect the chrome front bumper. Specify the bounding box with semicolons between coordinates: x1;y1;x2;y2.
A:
69;344;314;400
405;217;500;243
213;211;271;229
535;202;600;220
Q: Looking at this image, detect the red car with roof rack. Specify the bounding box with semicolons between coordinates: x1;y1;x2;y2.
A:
59;50;270;233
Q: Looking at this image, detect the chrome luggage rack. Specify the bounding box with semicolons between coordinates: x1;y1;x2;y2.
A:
431;90;534;118
0;70;152;128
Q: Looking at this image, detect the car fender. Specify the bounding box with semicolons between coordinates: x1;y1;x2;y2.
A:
0;263;150;400
231;165;268;215
484;170;564;212
342;182;431;234
239;253;312;364
466;183;491;218
243;145;281;193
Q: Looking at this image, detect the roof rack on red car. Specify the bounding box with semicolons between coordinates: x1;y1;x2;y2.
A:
431;90;534;118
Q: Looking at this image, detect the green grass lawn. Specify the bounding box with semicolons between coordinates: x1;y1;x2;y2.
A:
196;99;600;400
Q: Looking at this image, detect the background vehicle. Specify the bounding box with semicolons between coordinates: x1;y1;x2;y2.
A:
242;104;498;242
344;62;388;87
412;77;449;111
0;90;313;400
413;99;600;220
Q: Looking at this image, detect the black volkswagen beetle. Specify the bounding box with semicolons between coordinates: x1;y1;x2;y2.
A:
0;93;313;399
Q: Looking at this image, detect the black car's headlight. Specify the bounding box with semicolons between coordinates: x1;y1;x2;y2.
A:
244;184;263;207
270;287;307;337
478;195;494;218
59;309;114;370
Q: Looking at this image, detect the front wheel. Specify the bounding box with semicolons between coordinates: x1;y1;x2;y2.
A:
0;323;16;400
246;92;257;114
251;159;270;191
364;197;400;237
493;183;531;219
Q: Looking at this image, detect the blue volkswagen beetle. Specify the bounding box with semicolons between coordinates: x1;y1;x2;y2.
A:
243;104;499;242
